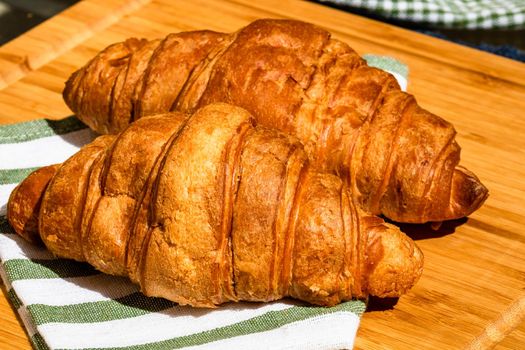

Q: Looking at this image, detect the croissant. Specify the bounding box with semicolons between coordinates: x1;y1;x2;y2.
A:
63;19;488;224
8;103;422;307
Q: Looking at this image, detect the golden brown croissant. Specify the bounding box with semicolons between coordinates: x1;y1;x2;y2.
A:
63;19;487;224
8;103;422;307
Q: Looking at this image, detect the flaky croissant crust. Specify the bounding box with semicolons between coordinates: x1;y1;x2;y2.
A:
63;19;488;224
8;103;423;307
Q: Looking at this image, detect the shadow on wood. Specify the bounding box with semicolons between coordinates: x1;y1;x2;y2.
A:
366;296;399;312
387;217;468;241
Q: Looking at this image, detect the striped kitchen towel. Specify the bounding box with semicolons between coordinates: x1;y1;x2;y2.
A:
321;0;525;29
0;55;406;350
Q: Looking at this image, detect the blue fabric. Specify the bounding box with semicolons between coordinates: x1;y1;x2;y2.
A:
418;30;525;62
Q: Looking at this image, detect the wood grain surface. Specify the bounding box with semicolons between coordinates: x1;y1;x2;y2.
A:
0;0;524;349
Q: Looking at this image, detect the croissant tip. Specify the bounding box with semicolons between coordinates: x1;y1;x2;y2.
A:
63;70;79;111
7;165;59;244
365;223;424;298
449;166;489;219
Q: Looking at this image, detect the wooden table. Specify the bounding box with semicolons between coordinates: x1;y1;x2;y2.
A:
1;0;524;349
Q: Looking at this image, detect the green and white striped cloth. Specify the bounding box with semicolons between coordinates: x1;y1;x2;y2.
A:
0;56;406;350
322;0;525;29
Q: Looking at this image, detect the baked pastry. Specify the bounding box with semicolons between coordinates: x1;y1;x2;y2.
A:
8;103;423;307
63;19;488;224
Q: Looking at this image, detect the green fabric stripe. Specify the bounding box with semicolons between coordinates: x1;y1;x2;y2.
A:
79;301;366;350
0;116;87;144
0;167;39;185
364;54;409;78
3;258;98;281
31;333;51;350
7;288;23;309
28;292;175;325
0;216;15;234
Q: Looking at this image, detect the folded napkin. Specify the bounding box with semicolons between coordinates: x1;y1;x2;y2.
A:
0;55;406;350
321;0;525;29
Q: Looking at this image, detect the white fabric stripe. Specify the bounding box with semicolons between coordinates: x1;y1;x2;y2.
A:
391;72;408;92
0;128;96;169
12;274;138;306
184;312;360;350
0;233;55;261
38;301;295;349
0;183;17;215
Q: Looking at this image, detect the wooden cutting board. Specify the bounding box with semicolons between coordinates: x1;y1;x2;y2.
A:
1;0;524;349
